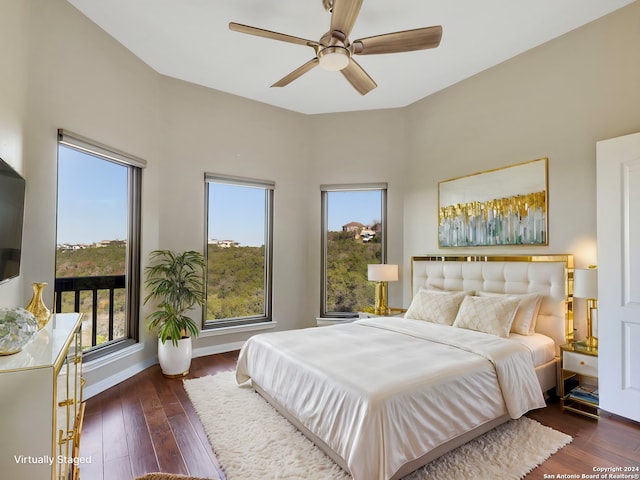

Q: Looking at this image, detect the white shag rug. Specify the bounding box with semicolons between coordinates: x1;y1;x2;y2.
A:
184;372;571;480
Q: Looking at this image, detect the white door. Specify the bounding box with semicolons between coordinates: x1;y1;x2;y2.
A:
596;132;640;422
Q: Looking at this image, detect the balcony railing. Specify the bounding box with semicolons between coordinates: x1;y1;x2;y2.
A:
54;275;126;349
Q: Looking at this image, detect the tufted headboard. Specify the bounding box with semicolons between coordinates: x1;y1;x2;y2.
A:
411;255;574;354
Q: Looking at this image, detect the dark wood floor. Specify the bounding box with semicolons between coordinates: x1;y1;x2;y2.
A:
79;351;640;480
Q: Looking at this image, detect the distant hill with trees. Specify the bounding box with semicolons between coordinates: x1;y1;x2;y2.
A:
56;240;126;277
55;230;381;325
206;244;265;320
325;230;380;312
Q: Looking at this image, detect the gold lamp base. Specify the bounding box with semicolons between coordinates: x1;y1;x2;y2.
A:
585;298;598;350
373;281;390;316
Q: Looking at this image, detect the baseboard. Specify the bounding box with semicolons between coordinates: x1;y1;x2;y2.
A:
83;356;158;399
193;340;245;358
600;409;640;426
82;341;243;399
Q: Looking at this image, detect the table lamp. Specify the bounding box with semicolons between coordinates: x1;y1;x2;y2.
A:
573;266;598;349
368;264;398;316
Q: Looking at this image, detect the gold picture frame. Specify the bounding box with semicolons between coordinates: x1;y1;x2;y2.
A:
438;158;548;247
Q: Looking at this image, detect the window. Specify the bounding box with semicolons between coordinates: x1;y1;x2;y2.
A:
321;183;387;317
205;174;274;328
55;130;144;360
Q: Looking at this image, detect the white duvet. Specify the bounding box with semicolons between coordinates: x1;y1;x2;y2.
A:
236;317;546;480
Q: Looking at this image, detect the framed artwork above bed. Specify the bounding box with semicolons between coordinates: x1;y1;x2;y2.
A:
438;158;548;247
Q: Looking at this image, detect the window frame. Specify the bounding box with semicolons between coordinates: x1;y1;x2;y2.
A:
203;173;274;329
320;183;388;318
56;129;144;361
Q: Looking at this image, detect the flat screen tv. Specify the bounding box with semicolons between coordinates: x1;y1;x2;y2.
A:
0;157;26;283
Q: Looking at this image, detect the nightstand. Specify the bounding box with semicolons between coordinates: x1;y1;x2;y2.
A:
560;342;599;419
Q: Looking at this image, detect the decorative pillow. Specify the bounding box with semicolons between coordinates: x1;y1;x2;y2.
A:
404;290;468;325
478;291;542;335
453;295;521;338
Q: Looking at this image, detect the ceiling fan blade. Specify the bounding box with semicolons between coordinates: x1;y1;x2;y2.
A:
340;58;377;95
330;0;363;38
229;22;319;49
353;26;442;55
271;58;320;88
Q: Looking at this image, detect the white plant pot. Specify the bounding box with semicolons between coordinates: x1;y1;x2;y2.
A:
157;336;193;378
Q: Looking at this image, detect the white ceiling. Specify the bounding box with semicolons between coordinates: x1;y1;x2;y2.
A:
66;0;633;115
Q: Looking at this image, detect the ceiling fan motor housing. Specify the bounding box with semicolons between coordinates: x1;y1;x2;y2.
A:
318;30;351;70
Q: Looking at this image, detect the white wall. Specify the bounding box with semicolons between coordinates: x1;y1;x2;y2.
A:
0;0;30;304
1;0;638;393
403;2;640;338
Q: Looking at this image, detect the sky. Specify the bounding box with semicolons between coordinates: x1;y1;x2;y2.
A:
57;145;382;247
56;146;127;245
208;182;266;247
326;190;382;232
208;185;381;247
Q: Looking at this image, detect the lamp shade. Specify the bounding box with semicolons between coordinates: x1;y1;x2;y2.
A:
574;268;598;299
368;264;398;282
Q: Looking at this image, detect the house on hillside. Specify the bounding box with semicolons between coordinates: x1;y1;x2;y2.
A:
342;222;365;234
217;240;238;248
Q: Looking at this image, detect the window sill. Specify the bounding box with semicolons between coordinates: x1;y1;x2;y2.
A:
316;317;358;327
82;341;145;373
200;321;278;337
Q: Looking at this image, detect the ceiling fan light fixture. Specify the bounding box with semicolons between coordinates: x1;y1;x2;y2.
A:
318;46;350;71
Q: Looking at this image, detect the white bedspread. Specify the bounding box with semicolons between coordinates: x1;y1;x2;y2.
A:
236;317;546;480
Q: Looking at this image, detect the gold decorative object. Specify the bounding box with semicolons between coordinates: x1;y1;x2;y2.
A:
26;282;52;330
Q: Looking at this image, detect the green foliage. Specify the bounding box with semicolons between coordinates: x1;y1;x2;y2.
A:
56;243;128;348
326;231;380;312
206;245;265;320
55;232;381;336
144;250;206;346
205;232;380;318
56;241;126;277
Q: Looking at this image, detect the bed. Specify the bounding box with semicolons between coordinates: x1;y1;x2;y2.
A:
236;255;573;480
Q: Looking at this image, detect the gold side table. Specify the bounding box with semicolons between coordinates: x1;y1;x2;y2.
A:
560;342;599;419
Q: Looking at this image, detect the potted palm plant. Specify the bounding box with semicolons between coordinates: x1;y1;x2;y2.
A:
144;249;206;377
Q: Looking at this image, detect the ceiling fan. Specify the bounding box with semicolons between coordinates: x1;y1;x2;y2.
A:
229;0;442;95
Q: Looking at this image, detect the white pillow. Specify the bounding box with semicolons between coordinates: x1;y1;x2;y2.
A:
453;295;520;338
404;290;468;325
478;291;542;335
